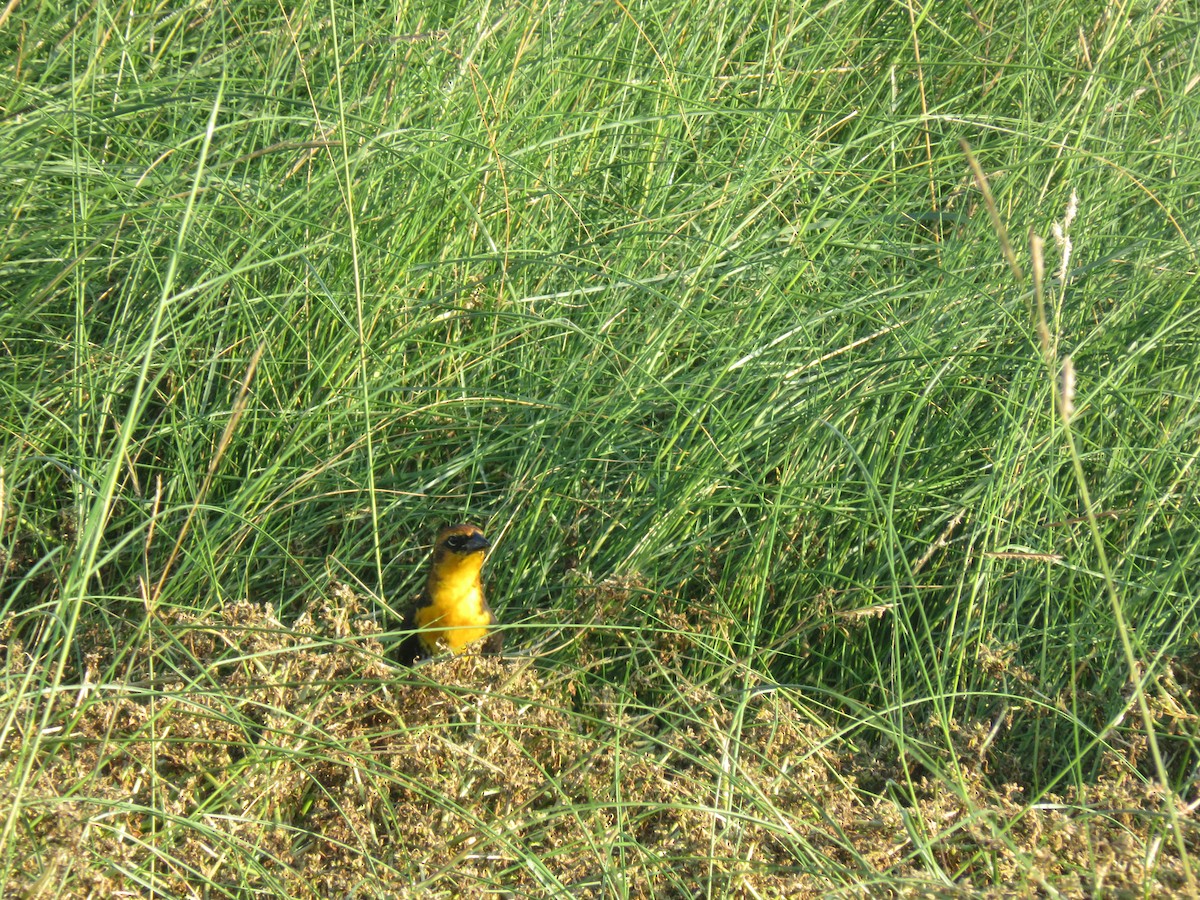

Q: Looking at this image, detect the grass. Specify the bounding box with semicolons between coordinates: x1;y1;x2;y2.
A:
2;0;1199;895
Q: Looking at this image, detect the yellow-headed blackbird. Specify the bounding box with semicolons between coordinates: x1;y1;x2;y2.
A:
397;523;502;663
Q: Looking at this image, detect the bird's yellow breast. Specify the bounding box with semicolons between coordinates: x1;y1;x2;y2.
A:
415;558;494;654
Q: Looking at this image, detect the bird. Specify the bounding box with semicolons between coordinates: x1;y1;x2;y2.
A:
397;523;502;664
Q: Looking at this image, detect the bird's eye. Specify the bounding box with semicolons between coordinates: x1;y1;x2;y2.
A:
445;535;466;549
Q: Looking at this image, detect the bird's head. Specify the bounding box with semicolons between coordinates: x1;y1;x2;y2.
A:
434;523;490;556
428;523;490;582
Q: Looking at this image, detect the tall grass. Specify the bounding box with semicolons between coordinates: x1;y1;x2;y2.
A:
2;0;1198;893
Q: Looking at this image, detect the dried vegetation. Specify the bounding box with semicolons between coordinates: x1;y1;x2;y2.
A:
2;587;1197;898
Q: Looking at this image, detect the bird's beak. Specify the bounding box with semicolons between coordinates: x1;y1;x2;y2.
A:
462;533;491;553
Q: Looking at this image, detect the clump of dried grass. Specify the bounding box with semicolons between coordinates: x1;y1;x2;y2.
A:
2;587;1196;898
